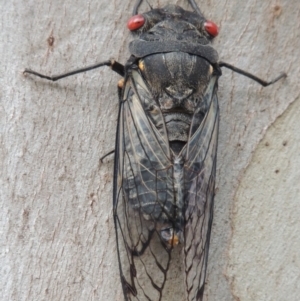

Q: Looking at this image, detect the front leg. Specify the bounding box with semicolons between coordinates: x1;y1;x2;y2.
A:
24;59;125;81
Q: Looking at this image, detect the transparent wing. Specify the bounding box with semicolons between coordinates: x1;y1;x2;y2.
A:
182;76;219;301
114;70;177;301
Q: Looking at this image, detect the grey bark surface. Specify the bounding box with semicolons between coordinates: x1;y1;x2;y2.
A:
1;0;299;301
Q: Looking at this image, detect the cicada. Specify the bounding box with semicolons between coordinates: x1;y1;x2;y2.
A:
24;0;286;300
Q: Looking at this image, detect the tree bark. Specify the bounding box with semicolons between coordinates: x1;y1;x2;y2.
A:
1;1;299;300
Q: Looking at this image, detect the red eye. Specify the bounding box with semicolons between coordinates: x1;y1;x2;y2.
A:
127;14;145;31
204;21;219;37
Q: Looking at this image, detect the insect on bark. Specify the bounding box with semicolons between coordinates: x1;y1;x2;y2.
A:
24;0;286;300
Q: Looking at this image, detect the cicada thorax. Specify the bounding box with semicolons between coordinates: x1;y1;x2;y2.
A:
138;52;212;154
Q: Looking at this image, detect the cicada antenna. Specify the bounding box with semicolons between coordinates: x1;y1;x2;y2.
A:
187;0;203;16
132;0;152;15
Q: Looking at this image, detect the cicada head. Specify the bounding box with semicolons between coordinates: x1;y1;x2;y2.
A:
127;4;219;41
